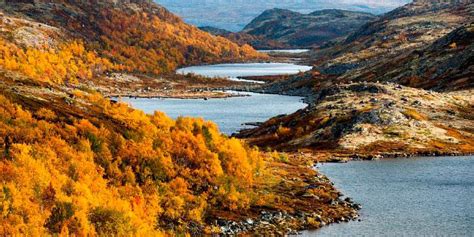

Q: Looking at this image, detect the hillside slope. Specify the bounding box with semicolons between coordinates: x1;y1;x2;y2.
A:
308;1;473;90
238;83;474;158
241;9;377;48
1;0;262;75
342;23;474;90
258;1;473;94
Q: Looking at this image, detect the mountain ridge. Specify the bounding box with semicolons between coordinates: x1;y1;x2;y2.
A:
241;8;377;48
156;0;411;32
201;8;378;49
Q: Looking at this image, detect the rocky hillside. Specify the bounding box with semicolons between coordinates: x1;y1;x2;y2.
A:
238;83;474;159
199;26;288;49
0;0;262;75
241;9;377;48
338;23;474;91
307;1;473;90
257;1;473;96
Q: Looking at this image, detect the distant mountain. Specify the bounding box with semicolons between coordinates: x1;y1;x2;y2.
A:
199;26;288;49
198;26;233;36
241;9;377;48
156;0;410;32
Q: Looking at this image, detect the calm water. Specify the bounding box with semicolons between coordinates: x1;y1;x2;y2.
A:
304;156;474;236
122;63;311;134
177;63;312;83
258;49;310;54
121;91;306;134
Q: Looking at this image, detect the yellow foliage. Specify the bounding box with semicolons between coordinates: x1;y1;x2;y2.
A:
0;40;113;84
0;92;266;235
96;9;263;75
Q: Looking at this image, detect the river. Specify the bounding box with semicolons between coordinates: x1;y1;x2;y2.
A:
122;63;310;134
121;91;306;135
258;49;310;54
306;156;474;236
177;63;312;83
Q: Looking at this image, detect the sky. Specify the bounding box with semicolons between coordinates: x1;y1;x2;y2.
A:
156;0;411;31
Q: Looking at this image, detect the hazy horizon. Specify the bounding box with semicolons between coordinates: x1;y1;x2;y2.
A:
156;0;411;31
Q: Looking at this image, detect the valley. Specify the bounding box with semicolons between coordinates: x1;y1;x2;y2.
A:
0;0;472;236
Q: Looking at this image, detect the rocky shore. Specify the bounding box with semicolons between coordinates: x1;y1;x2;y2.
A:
84;72;258;99
237;82;474;158
217;203;360;235
203;153;362;235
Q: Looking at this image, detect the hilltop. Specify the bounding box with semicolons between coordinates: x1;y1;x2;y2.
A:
241;9;377;49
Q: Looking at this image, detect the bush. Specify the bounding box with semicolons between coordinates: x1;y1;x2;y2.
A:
44;202;75;234
89;207;133;236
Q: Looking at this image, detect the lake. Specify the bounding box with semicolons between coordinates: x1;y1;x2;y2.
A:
121;63;311;134
258;49;310;54
305;156;474;236
121;91;306;135
177;63;312;83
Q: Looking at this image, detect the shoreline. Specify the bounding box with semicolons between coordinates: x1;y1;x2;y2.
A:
106;91;244;100
101;56;312;100
322;151;474;163
210;152;361;235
